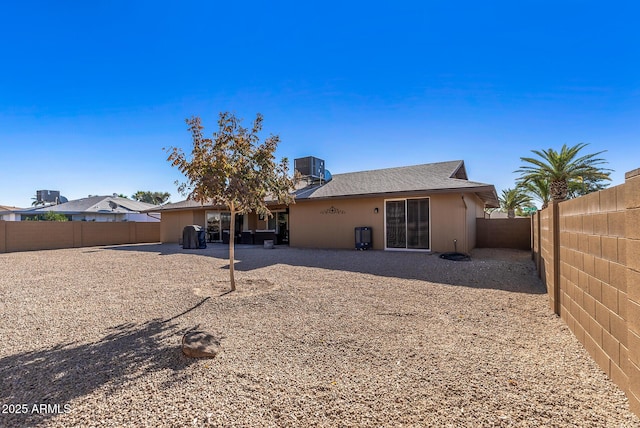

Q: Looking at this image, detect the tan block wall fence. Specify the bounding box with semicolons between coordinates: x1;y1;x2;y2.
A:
532;168;640;416
476;218;532;250
0;221;160;253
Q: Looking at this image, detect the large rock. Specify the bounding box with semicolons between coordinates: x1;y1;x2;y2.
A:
181;331;221;358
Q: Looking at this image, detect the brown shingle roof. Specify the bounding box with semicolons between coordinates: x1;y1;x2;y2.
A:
155;160;500;211
295;160;499;207
150;199;225;212
0;205;23;212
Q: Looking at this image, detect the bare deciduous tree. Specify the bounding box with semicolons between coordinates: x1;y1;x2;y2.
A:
166;112;295;291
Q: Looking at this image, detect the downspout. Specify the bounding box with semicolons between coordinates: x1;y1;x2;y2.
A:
461;195;468;253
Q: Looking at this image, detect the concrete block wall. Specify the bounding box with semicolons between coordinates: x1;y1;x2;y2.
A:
0;221;160;253
539;205;559;313
557;185;628;393
532;168;640;417
0;221;5;253
476;218;532;250
136;222;162;243
5;221;75;252
626;168;640;415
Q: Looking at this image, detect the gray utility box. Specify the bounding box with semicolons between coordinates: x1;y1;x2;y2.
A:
355;227;372;250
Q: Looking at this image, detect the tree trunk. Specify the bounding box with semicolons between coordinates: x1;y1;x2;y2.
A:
229;203;236;292
550;179;568;202
508;209;515;219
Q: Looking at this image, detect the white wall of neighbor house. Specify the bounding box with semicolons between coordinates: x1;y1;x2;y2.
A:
0;213;20;221
124;213;161;222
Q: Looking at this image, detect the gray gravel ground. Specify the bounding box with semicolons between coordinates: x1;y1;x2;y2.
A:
0;244;638;427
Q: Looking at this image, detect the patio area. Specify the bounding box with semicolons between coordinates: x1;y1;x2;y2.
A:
0;244;637;427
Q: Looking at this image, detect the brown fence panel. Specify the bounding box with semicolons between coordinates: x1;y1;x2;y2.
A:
0;222;160;253
5;221;75;252
134;222;161;243
81;222;132;247
532;212;541;273
0;221;6;253
476;218;531;250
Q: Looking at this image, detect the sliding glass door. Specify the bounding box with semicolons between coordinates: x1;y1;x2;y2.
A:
206;211;232;242
206;212;222;242
386;201;406;248
406;198;430;249
385;198;430;250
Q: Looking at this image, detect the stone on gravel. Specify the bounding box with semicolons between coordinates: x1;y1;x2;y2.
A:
181;331;221;358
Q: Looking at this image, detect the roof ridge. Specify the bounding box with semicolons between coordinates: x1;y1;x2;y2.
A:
331;160;463;177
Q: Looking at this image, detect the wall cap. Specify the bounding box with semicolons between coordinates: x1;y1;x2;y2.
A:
625;168;640;180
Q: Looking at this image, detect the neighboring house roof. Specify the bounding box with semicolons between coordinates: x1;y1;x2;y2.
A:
150;199;213;211
295;160;499;207
153;160;499;211
0;205;24;212
19;196;159;215
0;205;24;217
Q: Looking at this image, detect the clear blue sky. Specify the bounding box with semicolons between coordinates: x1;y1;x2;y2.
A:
1;1;638;208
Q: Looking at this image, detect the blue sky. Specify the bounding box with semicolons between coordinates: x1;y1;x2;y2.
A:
1;1;638;208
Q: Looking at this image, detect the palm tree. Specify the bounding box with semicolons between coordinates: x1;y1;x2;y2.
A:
499;188;532;218
132;191;171;205
515;143;611;202
567;176;610;199
519;178;550;209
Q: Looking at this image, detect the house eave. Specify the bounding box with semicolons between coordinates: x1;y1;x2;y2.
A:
295;185;499;202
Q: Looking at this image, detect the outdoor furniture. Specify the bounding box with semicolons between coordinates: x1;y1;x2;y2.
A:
240;231;254;245
254;230;276;245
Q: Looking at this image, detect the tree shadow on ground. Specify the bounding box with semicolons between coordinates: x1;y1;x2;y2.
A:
103;244;546;294
0;300;210;427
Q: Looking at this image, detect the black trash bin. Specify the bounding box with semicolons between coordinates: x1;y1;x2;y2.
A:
197;228;207;249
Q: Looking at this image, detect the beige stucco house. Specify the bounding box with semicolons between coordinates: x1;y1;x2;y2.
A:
155;160;499;253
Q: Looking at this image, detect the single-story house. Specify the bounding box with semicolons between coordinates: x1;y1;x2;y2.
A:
154;160;499;253
0;205;24;221
17;195;161;222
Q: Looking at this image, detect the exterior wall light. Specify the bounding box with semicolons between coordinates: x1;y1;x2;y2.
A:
374;207;379;213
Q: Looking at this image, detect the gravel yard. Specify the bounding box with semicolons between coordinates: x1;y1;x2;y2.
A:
0;244;638;427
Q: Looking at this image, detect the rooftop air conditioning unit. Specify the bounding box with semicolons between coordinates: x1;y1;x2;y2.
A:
294;156;325;181
36;190;61;203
